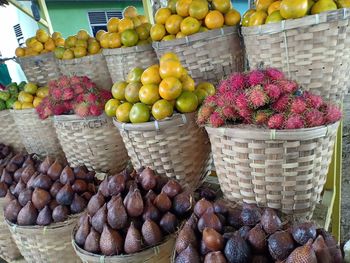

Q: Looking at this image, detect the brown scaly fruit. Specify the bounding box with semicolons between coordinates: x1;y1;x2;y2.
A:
108;174;125;196
17;201;38;226
141;219;163;246
98;177;110;197
154;191;172;212
175;224;198;254
87;192;105;216
224;234;252;263
198;212;223;233
317;228;343;263
4;199;22;223
285;239;317;263
52;205;69;223
39;156;53;174
247;223;267;253
75;214;90;247
32;188;51;210
21;164;35;183
292;222;317;245
240;203;261;226
50;181;63;197
1;169;13;185
12;179;26;197
107;194;128;230
204;251;227;263
173;191;194;217
60;166;75;185
36;205;52;226
72;179;88;194
22;154;35;168
126;188;144;217
162;179;182;198
139;167;157;191
312;235;332;263
213;200;228;215
13;167;24;182
26;172;38;190
203;227;224;252
47;159;63;181
268;231;295;261
6;162;17;173
261;208;282;234
10;153;25;166
159;211;178;233
32;173;53;190
70;193;87;214
84;228;101;253
0;182;8;197
124;222;142;254
175;244;200;263
91;204;107;233
142;198;161;222
100;225;124;256
194;198;214;218
56;183;74;205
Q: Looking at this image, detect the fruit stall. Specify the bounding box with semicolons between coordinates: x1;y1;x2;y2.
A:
0;0;349;262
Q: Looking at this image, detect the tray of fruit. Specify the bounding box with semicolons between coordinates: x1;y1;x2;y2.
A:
241;2;350;104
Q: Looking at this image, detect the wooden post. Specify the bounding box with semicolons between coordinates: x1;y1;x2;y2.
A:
37;0;54;34
142;0;154;24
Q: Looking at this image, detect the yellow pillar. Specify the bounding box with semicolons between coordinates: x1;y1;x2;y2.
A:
142;0;154;24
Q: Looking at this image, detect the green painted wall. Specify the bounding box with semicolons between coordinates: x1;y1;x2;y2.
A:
47;1;144;38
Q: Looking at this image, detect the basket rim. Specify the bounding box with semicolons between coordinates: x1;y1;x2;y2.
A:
16;52;55;63
113;112;196;131
152;26;239;48
53;113;109;123
242;8;350;35
205;121;340;140
102;43;154;56
0;109;12;117
57;53;104;65
10;108;36;114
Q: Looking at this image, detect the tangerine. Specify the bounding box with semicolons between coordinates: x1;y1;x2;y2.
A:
212;0;231;13
44;38;55;51
248;10;268;26
76;39;88;48
123;6;138;18
155;8;172;24
180;17;201;35
241;9;256;27
162;35;176;41
116;102;133;122
189;0;209;20
138;15;148;24
176;0;192;17
51;32;62;40
139;84;160;105
256;0;276;12
73;47;87;58
118;18;134;33
127;67;144;83
152;99;174;120
268;0;281;15
176;31;186;38
159;59;183;79
224;9;241;26
181;75;195;91
55;37;65;47
168;0;179;13
141;64;162;85
205;10;224;29
77;29;90;40
125;82;142;103
99;32;110;48
175;91;198;113
150;24;166;41
136;24;150;40
121;29;139;47
109;32;122;48
129;103;150;123
159;77;182;100
96;30;106;41
15;47;25;57
160;52;180;63
88;42;101;54
112;81;128;100
165;14;183;35
107;18;120;32
105;99;121;117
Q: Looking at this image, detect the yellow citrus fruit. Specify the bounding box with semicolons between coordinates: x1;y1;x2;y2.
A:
155;8;172;24
15;47;25;57
36;29;50;43
162;35;176;41
160;52;180;63
88;37;98;45
25;37;35;47
268;0;281;15
165;14;183;35
205;10;224;29
100;33;110;48
256;0;276;12
196;81;215;95
108;32;122;48
150;24;166;41
62;49;74;59
24;83;38;95
33;97;42;108
107;17;120;32
248;10;268;26
181;75;195;91
51;32;62;40
224;9;241;26
36;87;49;98
242;9;256;27
159;60;183;79
65;36;77;48
176;0;192;17
13;101;22;110
136;24;150;40
116;102;133;122
199;26;209;32
194;88;208;104
280;0;308;19
121;29;139;47
129;103;150;123
266;10;284;23
132;17;142;27
180;17;201;36
175;91;198;113
123;6;138;18
88;42;101;54
141;65;162;85
18;91;34;103
54;47;65;59
159;77;182;100
105;99;121;117
44;38;55;51
118;18;134;33
76;39;88;48
127;67;144;83
21;102;34;109
138;40;149;45
311;0;337;14
168;0;179;13
96;30;106;41
112;81;128;100
55;37;65;47
152;99;174;120
138;15;148;24
125;82;142;103
73;47;87;58
32;41;44;52
189;0;209;20
139;84;160;105
77;30;90;40
176;32;186;38
212;0;231;13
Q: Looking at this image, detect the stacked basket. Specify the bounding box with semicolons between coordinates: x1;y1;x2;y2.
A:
0;110;25;153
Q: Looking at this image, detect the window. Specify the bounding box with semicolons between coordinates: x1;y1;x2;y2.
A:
13;24;24;46
87;11;123;36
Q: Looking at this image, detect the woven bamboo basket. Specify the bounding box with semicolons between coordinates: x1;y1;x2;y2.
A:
6;215;81;263
72;230;175;263
53;114;128;175
102;44;158;83
17;52;61;86
58;53;112;90
0;110;25;153
0;198;22;262
113;113;212;189
152;26;244;85
10;109;65;161
242;8;350;104
205;122;340;219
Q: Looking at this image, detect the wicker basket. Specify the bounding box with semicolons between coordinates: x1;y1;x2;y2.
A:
103;44;158;83
6;215;80;263
242;8;350;104
205;122;340;219
10;109;65;161
152;26;244;85
113;113;212;189
0;198;22;262
53;114;128;175
17;52;61;86
72;231;175;263
0;110;25;153
58;53;113;90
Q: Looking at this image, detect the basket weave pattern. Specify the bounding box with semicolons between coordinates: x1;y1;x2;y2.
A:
242;9;350;104
103;44;158;83
0;199;21;262
17;53;61;86
7;216;80;263
152;27;244;85
73;232;175;263
0;110;25;153
11;109;65;160
114;113;212;189
58;54;113;90
206;122;339;219
54;114;128;174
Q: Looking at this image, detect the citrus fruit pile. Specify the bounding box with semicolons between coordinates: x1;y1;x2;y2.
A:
150;0;241;41
0;81;26;111
15;29;64;58
243;0;349;27
104;52;215;123
13;82;49;110
98;6;152;49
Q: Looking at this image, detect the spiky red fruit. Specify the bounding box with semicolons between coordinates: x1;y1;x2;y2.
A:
204;95;217;106
217;80;230;94
303;91;323;109
229;73;246;91
272;95;290;112
52;87;62;101
290;97;306;114
70;76;81;85
248;70;265;86
62;88;74;101
209;112;224;127
75;103;89;118
235;93;248;109
52;104;66;115
264;83;281;101
87;93;98;104
285;114;304;129
222;106;238;120
266;68;285;81
304;109;324;127
268;114;285;129
277;80;298;94
89;105;102;116
324;105;342;124
100;90;112;101
57;76;70;87
254;110;272;125
73;84;85;95
247;86;269;109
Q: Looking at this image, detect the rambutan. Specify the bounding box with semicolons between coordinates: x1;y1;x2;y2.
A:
74;102;89;118
228;73;246;91
70;76;81;85
264;83;281;101
268;114;285;129
48;80;57;88
324;104;342;124
272;94;290;112
265;68;285;81
303;91;323;109
52;87;63;101
238;107;253;122
290;97;307;114
235;93;248;109
100;90;112;101
73;84;85;95
204;95;217;106
57;76;70;87
217;80;230;94
248;70;265;86
89;104;102;116
284;114;305;129
246;86;269;109
254;110;272;125
304;109;324;127
277;80;298;94
62;88;74;101
87;93;98;104
209;112;224;127
198;104;215;122
52;104;66;115
63;101;73;111
222;106;238;120
221;91;236;105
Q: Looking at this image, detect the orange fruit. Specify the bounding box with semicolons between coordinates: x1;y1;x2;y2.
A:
139;84;160;105
189;0;209;20
129;103;150;123
138;15;148;24
33;97;42;108
155;8;172;24
112;81;128;100
32;41;44;52
159;77;182;100
15;47;25;57
242;9;256;27
51;32;62;40
152;99;174;120
248;10;268;26
224;9;241;26
116;102;133;122
118;18;134;33
96;30;106;41
125;82;142;103
212;0;231;13
44;38;55;51
160;52;180;63
54;47;65;59
176;0;192;17
76;39;88;48
109;32;122;48
127;67;144;83
180;17;201;36
199;26;209;32
65;36;77;48
175;91;198;113
77;30;90;40
162;35;176;41
194;88;208;104
165;14;183;35
176;31;186;38
62;49;74;59
18;91;34;103
265;10;283;24
196;81;215;95
205;10;224;29
107;18;120;32
268;0;281;15
73;47;87;58
141;64;162;85
256;0;276;12
21;102;34;109
105;99;121;117
121;29;139;47
55;37;65;47
136;24;150;40
132;17;142;27
88;42;101;54
100;33;110;48
123;6;138;18
150;24;166;41
36;29;50;43
159;60;183;79
181;75;195;91
168;0;179;13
